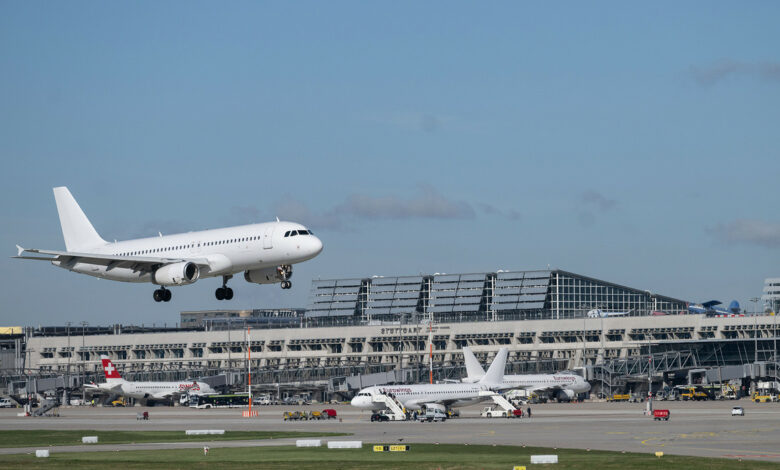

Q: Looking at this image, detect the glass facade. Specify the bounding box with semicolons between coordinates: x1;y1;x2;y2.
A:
306;269;688;323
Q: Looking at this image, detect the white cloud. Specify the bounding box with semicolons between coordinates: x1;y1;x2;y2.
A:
710;219;780;248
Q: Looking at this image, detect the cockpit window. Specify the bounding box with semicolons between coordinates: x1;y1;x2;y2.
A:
284;231;290;237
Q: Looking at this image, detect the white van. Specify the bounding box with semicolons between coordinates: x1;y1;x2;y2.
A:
418;407;447;422
0;397;15;408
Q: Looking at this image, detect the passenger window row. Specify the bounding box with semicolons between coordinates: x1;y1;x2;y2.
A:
115;235;262;257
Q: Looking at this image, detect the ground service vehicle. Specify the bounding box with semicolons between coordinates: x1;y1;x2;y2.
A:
308;411;323;420
190;394;249;409
653;409;670;421
418;407;447;422
0;398;15;408
608;394;630;402
323;409;338;419
371;411;390;422
732;407;745;416
480;406;522;418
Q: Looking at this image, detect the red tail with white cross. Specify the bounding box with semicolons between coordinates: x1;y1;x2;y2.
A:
101;355;122;381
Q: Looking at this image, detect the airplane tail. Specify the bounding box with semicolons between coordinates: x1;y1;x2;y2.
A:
53;187;107;252
100;355;123;383
462;347;486;382
479;347;508;386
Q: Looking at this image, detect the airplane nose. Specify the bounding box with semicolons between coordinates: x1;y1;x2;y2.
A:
311;236;323;255
350;396;360;407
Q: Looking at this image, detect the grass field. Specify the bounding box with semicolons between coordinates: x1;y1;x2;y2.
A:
0;430;346;448
2;443;779;469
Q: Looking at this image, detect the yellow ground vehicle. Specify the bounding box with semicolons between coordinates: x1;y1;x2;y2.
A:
681;387;710;401
752;393;778;403
110;399;128;407
607;394;630;402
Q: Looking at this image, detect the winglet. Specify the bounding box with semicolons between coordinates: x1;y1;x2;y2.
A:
16;245;24;257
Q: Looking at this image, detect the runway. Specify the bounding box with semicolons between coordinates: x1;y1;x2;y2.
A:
2;400;780;462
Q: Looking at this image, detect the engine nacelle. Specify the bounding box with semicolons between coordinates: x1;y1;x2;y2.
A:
244;266;292;285
153;262;199;286
556;389;576;402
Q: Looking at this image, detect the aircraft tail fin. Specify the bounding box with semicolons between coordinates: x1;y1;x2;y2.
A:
462;347;486;382
53;187;107;252
479;347;508;386
100;355;123;383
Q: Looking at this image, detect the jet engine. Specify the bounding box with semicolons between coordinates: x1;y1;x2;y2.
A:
153;262;199;286
244;265;292;284
556;389;576;402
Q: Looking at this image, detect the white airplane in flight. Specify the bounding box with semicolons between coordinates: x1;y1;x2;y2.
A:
84;355;216;401
350;348;509;411
15;187;323;302
461;347;590;401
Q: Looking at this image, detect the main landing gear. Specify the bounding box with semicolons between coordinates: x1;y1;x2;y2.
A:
153;287;172;302
215;275;234;300
281;281;292;289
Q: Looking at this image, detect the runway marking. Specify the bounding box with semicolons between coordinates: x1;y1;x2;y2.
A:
605;432;627;435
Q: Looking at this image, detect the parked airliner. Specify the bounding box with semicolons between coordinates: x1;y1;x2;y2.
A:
350;348;508;411
461;347;590;401
15;187;323;302
85;356;216;401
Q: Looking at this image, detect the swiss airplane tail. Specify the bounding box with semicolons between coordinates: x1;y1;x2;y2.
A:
479;347;508;386
53;187;107;252
100;355;123;383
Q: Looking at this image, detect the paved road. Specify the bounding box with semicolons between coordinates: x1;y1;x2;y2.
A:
2;400;780;462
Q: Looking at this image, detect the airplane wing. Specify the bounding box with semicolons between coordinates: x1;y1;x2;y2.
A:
14;246;211;273
83;382;123;393
701;300;722;309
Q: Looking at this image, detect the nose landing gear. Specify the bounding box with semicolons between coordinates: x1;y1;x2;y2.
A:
153;287;172;302
215;275;234;300
278;265;292;289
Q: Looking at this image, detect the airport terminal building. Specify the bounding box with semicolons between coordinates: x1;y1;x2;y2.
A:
4;269;779;400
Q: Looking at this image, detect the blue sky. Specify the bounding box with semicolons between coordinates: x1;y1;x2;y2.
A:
1;2;778;326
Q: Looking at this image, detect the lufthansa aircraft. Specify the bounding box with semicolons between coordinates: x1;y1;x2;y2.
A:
85;355;216;400
15;187;323;302
350;348;509;411
461;347;590;401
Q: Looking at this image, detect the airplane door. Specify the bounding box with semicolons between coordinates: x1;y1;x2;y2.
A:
263;226;274;249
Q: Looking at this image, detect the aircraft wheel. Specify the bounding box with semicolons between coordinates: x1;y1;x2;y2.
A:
163;289;172;302
224;287;234;300
215;287;225;300
153;289;163;302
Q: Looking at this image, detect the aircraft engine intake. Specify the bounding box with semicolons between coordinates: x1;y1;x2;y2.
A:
153;262;199;286
244;265;293;284
556;389;576;402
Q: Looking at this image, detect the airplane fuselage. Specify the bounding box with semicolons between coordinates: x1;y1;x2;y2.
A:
93;379;215;400
53;221;321;283
350;384;490;410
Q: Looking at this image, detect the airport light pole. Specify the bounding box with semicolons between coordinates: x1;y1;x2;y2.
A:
80;321;88;386
751;298;760;364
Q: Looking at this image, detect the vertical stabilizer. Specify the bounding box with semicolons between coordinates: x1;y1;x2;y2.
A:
462;347;486;382
479;348;508;386
100;355;123;383
53;187;106;251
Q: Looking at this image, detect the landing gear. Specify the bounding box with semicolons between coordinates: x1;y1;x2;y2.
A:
215;275;234;300
153;287;172;302
215;287;234;300
278;265;292;290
